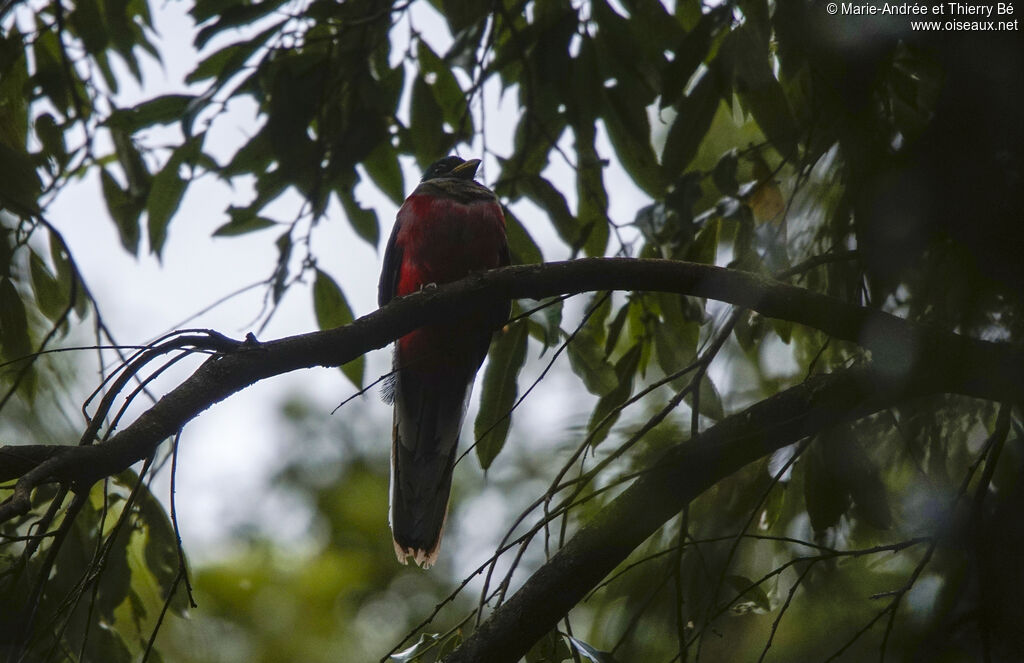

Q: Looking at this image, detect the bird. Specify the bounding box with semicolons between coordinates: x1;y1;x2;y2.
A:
378;156;510;568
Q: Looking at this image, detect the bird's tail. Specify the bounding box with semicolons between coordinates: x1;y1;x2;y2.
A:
389;364;473;568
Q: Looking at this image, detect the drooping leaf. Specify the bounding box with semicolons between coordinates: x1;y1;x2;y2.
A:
803;434;850;531
106;94;196;132
567;635;621;663
601;84;666;197
363;141;405;206
575;120;610;257
148;134;204;258
100;168;142;255
724;575;772;613
0;277;32;362
567;328;617;397
212;215;277;237
587;343;643;447
475;320;529;469
312;269;363;388
663;69;722;179
337;188;380;249
517;175;579;250
0;142;42;217
503;207;543;265
29;251;68;323
526;629;572;663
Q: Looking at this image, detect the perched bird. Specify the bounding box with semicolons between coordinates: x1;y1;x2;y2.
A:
378;156;510;568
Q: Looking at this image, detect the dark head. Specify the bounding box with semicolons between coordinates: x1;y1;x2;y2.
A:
420;156;481;183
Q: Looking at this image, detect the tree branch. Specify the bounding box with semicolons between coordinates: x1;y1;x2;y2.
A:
1;258;1021;524
440;362;969;662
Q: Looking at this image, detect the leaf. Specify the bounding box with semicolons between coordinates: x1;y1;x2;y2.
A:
662;69;722;179
712;149;739;195
389;633;440;662
517;175;579;250
35;113;67;168
724;575;772;613
688;373;724;420
212;215;277;237
194;0;290;49
503;207;543;265
575;120;610;257
567;636;621;663
29;251;68;322
313;269;363;388
475;321;529;469
803;435;849;531
337;188;380;248
653;318;699;386
0;278;32;362
601;84;666;197
0;142;42;217
363;141;405;206
526;629;572;663
566;328;617;396
417;40;473;139
521;297;562;350
587;343;642;447
106;94;195;132
148;135;203;257
100;168;142;254
409;75;447;168
687;217;720;265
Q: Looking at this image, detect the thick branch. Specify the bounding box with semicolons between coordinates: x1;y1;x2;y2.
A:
441;363;964;663
1;258;1022;522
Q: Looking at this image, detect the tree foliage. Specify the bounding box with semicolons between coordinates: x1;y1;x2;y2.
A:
1;0;1022;661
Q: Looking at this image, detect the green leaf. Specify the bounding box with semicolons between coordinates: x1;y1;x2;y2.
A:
517;175;579;250
689;373;724;420
724;575;772;613
503;207;543;265
313;269;363;389
567;636;621;663
100;168;142;255
0;142;42;217
567;328;617;396
601;84;666;197
194;0;290;49
363;141;405;206
662;69;722;179
587;343;642;447
603;301;630;358
212;215;277;237
148;135;203;258
0;278;32;362
687;217;720;265
389;633;440;662
575;120;609;257
106;94;196;132
409;75;447;168
475;320;529;469
35;113;67;168
803;435;849;531
712;149;739;195
660;6;729;108
527;629;572;662
417;40;473;139
29;251;67;322
653;318;699;386
337;188;380;248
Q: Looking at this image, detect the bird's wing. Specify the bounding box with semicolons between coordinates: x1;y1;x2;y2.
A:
378;216;404;308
